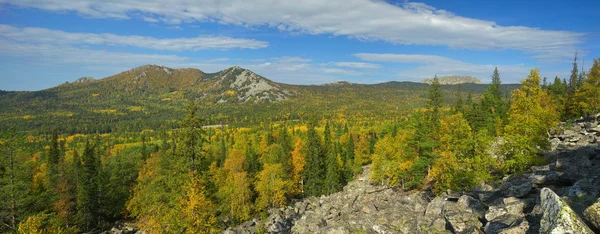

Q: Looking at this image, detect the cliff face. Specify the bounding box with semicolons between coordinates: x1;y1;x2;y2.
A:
421;76;482;85
221;117;600;234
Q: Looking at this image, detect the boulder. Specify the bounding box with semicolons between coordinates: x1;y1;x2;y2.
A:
555;147;593;182
539;188;594;234
484;214;529;234
485;197;526;222
501;175;532;198
444;211;482;234
457;195;486;219
584;199;600;230
528;171;559;187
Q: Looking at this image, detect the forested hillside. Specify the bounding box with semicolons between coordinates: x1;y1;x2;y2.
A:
1;57;599;233
0;65;518;134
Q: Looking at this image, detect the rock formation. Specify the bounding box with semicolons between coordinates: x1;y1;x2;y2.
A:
421;76;482;85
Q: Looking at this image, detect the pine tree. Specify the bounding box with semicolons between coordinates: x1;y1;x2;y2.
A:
323;123;342;194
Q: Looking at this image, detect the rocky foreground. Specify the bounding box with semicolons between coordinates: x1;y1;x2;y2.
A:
224;117;600;234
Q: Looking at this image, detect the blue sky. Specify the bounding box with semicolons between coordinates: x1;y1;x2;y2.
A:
0;0;598;91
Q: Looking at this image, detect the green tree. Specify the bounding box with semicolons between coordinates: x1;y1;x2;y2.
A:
453;86;464;114
480;67;506;135
303;122;324;197
76;140;99;231
563;53;580;120
179;100;206;171
427;75;443;138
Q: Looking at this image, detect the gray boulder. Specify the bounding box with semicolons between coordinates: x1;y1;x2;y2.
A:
584;198;600;230
501;175;532;198
539;188;594;234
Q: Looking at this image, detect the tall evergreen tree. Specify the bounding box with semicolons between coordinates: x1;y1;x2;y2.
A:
303;122;325;197
323;122;341;194
453;86;464;114
563;53;580;120
179;100;205;170
76;140;99;231
427;75;443;139
480;67;506;134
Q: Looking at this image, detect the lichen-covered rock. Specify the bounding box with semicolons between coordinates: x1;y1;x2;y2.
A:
484;214;528;234
584;199;600;230
539;188;594;234
501;175;532;198
485;197;526;222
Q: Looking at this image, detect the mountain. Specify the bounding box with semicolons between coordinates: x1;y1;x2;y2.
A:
421;76;482;85
0;65;519;134
210;66;295;103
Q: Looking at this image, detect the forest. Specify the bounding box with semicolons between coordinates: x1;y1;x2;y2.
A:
1;56;599;233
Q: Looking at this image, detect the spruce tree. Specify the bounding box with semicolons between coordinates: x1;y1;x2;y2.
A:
480;67;505;134
453;86;464;114
179;100;205;170
427;75;443;139
303;122;325;197
563;53;580;120
323;122;341;194
76;140;99;231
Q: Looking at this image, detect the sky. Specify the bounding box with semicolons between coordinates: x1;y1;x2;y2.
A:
0;0;598;91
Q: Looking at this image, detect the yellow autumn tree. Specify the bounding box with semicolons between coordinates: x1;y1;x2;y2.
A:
370;132;412;187
438;113;473;157
290;138;306;195
212;149;253;222
179;172;218;234
255;163;290;211
503;69;558;173
575;58;600;117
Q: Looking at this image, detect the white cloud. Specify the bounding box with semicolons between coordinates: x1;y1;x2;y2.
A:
2;0;584;59
322;68;363;76
0;24;268;50
0;39;188;65
333;62;381;69
353;53;567;83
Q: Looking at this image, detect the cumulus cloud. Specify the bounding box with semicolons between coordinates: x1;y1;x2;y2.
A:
2;0;584;59
353;53;567;83
0;24;268;50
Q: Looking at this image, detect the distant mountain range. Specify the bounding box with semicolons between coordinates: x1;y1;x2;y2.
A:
0;65;520;133
421;76;482;85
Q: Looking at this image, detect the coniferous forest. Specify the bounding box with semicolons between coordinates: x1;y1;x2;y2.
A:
1;55;599;233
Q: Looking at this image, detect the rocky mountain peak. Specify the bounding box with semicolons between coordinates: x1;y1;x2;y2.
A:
73;76;96;84
421;76;482;85
214;66;294;103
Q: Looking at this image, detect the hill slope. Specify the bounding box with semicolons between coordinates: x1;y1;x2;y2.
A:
0;65;519;134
